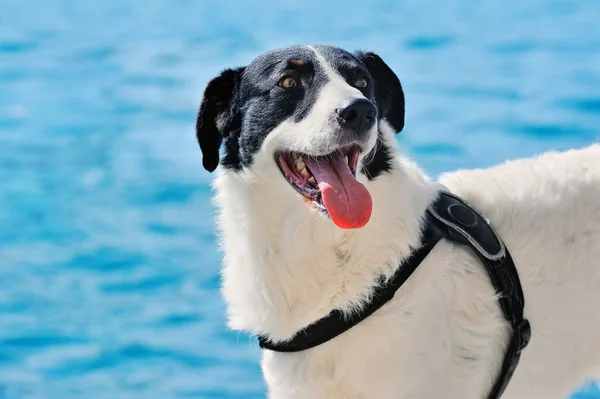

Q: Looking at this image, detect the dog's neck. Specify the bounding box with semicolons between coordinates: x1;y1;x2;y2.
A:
214;134;439;341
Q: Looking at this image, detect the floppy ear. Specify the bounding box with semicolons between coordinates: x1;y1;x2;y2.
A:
196;67;244;172
354;52;405;133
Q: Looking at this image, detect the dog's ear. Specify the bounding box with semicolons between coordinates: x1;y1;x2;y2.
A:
354;51;405;133
196;67;245;172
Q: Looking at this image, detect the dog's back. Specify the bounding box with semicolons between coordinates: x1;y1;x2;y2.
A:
440;144;600;398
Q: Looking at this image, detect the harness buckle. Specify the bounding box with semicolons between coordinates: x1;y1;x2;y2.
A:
516;319;531;351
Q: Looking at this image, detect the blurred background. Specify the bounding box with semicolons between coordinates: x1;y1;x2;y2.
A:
1;0;599;397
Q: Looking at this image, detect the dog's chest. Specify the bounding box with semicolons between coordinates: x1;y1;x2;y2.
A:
261;319;411;398
260;245;510;399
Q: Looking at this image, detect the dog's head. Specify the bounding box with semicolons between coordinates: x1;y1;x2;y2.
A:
196;45;405;229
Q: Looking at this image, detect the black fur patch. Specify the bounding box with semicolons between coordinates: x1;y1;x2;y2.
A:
354;51;405;134
361;134;394;180
195;67;244;172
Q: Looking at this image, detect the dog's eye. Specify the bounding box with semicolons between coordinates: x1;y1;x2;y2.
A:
279;77;298;89
354;77;368;88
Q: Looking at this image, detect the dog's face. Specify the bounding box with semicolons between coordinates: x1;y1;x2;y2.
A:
196;45;405;229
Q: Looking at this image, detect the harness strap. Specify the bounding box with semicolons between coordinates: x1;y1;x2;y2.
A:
258;191;531;399
258;222;444;352
427;192;531;399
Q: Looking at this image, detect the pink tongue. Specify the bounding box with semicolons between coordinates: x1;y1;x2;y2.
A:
305;152;372;229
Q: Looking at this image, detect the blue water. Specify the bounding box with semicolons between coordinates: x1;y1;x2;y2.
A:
1;0;599;397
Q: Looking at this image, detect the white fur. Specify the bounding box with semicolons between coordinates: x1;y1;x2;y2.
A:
211;50;600;399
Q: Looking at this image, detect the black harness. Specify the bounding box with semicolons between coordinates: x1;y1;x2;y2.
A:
258;191;531;399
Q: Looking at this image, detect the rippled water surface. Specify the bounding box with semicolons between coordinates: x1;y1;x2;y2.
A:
1;0;599;398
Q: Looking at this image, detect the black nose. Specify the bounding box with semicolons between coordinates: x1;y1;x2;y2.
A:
336;99;377;132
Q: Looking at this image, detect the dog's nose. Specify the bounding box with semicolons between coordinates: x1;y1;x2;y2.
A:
336;99;377;133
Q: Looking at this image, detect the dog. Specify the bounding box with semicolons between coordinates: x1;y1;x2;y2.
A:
195;45;600;399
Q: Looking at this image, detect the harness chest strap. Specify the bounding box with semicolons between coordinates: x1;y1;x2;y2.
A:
258;191;531;399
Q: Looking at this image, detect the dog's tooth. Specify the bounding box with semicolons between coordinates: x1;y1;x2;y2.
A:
297;160;306;170
308;176;316;184
300;167;310;177
344;155;349;164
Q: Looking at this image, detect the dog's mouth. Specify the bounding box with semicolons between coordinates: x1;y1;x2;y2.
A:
276;145;373;229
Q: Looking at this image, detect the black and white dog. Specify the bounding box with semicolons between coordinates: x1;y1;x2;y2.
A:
196;45;600;399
